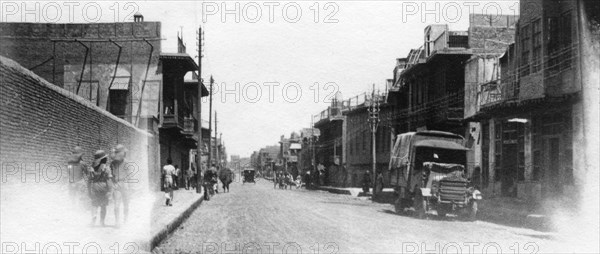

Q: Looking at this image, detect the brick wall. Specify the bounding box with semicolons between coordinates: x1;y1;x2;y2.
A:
0;56;160;190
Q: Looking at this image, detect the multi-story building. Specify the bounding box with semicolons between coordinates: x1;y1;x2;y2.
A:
465;0;599;201
257;145;280;176
312;98;344;185
278;132;302;178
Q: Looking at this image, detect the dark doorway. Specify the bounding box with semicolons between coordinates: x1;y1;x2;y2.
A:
108;89;128;118
501;121;520;197
546;137;561;196
501;144;518;197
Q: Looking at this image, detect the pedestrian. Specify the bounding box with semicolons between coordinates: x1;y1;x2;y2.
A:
219;167;233;193
376;171;384;195
303;170;311;189
89;150;112;227
318;164;325;186
203;167;214;200
295;175;302;189
191;163;198;190
278;170;285;189
110;144;131;227
185;163;194;190
212;165;219;194
173;165;180;190
162;158;176;206
362;170;371;194
67;146;89;208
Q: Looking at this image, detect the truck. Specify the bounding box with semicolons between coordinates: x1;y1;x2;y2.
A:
388;131;482;220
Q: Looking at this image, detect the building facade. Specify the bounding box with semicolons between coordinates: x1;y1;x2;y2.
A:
466;0;599;201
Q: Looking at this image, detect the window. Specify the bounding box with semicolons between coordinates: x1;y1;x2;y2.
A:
362;131;367;151
561;11;572;48
532;19;542;73
560;11;573;70
532;116;542;181
520;24;531;77
547;17;560;53
546;16;561;73
109;89;128;117
481;121;490;188
494;121;502;182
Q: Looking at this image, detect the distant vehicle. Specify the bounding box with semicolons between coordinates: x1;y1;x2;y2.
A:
243;168;256;184
388;131;481;220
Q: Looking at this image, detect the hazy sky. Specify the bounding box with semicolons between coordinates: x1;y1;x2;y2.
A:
1;1;519;158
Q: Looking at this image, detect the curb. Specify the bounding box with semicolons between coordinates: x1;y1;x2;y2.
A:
477;209;552;231
149;195;205;251
315;186;353;195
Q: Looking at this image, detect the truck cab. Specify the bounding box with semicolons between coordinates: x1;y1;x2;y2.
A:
388;131;481;220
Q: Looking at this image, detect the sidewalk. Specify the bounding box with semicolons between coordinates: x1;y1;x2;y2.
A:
150;188;204;250
313;185;395;199
0;184;206;253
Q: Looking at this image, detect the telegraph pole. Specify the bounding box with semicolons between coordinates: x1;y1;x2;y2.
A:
208;76;214;169
215;111;218;168
368;84;380;198
196;26;203;194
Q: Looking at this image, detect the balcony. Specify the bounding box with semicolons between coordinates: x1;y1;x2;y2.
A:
313;106;343;125
431;30;469;55
160;102;185;130
182;117;197;135
479;80;518;108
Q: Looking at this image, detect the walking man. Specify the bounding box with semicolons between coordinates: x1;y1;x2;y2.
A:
162;159;176;206
67;146;88;208
89;150;111;227
185;163;195;190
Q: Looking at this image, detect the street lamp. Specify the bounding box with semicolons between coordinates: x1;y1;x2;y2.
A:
368;84;380;198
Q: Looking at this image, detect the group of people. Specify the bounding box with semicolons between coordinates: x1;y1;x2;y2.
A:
161;162;233;205
274;171;302;189
362;170;385;194
67;144;132;227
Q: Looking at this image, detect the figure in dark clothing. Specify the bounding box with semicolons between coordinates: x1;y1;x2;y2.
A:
219;168;233;193
362;170;371;194
375;171;384;195
303;170;311;189
203;167;216;200
89;150;112;227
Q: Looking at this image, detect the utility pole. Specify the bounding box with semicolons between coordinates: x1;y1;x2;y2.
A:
196;26;203;194
215;111;218;168
208;75;214;169
368;84;380;198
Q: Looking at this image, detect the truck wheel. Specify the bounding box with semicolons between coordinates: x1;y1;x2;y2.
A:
437;204;448;218
468;201;478;221
414;192;427;219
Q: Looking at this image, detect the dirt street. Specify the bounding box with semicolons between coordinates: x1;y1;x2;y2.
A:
154;179;563;254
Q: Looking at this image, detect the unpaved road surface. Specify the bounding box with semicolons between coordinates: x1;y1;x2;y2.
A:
155;179;565;254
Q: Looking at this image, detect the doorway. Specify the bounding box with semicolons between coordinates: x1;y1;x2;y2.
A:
545;137;561;196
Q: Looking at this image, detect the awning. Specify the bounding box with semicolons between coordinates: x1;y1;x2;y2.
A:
159;52;198;72
414;140;469;150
